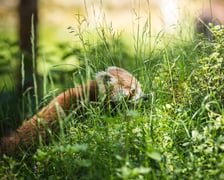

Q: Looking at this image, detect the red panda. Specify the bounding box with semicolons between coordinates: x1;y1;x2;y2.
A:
0;66;144;155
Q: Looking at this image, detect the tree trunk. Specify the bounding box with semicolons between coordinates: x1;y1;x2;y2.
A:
18;0;38;94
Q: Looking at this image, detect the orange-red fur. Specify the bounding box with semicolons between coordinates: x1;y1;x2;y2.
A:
1;81;98;155
0;67;143;155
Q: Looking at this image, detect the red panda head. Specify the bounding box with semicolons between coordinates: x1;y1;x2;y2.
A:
96;66;143;103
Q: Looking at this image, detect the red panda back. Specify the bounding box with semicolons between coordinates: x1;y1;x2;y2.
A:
0;67;143;155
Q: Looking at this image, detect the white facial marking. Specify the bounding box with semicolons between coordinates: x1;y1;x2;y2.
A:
96;66;143;104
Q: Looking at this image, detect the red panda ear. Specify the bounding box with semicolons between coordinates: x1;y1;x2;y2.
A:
103;74;113;85
96;71;115;94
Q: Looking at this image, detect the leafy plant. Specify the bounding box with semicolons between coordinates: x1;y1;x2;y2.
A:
2;3;224;180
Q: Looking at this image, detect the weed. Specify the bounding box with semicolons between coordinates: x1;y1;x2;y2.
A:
1;3;224;180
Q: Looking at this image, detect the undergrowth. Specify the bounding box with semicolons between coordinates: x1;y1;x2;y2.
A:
1;4;224;179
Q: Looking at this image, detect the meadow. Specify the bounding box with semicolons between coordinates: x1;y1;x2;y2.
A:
1;6;224;179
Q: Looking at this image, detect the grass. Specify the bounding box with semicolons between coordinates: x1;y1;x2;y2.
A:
1;5;224;180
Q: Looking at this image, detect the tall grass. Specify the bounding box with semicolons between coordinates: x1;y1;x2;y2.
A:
1;2;224;179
